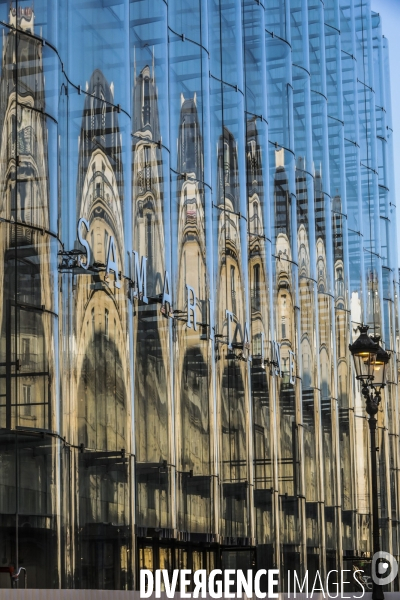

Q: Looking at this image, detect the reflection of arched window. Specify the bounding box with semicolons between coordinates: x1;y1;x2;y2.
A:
143;77;151;126
248;140;256;183
146;212;153;269
336;315;341;357
314;172;325;240
97;91;106;141
230;265;236;314
90;96;95;132
253;201;259;235
144;146;151;191
9;113;16;161
281;294;287;339
224;141;230;185
252;263;260;311
336;266;344;301
332;206;343;263
274;165;290;238
218;128;239;210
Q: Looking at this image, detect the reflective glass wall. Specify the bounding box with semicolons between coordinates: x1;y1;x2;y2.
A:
0;0;398;591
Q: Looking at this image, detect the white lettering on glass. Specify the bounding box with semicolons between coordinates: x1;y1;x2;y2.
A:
77;217;90;269
162;270;173;313
106;236;121;289
226;310;234;350
272;341;281;377
186;285;197;331
132;251;148;303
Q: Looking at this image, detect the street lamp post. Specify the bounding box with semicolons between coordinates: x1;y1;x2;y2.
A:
349;325;390;600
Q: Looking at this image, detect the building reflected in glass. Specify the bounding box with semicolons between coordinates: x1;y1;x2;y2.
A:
0;0;398;592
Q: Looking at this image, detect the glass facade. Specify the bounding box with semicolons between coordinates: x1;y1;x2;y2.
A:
0;0;398;591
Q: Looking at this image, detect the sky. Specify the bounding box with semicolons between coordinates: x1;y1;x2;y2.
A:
370;0;400;257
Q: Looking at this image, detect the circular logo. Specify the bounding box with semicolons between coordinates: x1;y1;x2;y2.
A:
372;551;398;586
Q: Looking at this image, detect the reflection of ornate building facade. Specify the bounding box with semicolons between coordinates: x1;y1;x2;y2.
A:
132;63;171;548
0;0;399;593
174;95;212;539
73;69;131;589
215;127;250;542
0;5;58;588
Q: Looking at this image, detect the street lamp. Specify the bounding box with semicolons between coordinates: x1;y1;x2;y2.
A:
370;336;390;394
349;325;390;600
349;325;378;382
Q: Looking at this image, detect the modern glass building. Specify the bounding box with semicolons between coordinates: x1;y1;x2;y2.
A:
0;0;398;591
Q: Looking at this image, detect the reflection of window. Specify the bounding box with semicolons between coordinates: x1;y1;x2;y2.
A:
96;182;101;198
224;142;230;185
144;146;151;190
22;338;30;364
248;140;257;183
105;309;109;339
337;316;341;357
230;266;236;314
281;294;287;339
253;202;259;235
146;214;153;267
101;100;106;137
252;264;261;311
253;332;262;356
4;300;49;430
104;230;109;262
23;384;31;404
23;384;31;415
229;427;240;477
143;78;151;126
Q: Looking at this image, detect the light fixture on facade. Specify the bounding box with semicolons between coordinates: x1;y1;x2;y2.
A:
370;336;390;392
348;324;379;382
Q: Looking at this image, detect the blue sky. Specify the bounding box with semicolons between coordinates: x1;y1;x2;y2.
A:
370;0;400;254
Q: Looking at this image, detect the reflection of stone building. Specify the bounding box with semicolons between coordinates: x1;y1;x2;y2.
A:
332;194;349;401
174;95;211;536
273;148;301;572
247;118;273;567
215;127;249;540
132;63;171;536
74;69;131;589
296;158;314;389
314;168;336;572
332;193;353;526
296;158;321;578
314;170;332;402
0;4;58;588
